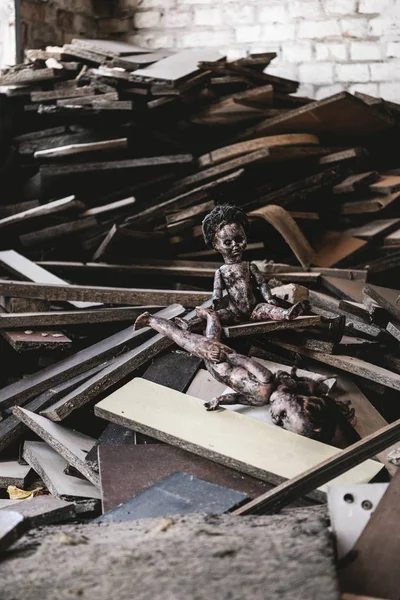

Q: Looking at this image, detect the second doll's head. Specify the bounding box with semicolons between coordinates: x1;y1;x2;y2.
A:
202;204;249;263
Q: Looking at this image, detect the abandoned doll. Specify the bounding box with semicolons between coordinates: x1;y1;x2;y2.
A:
135;308;354;443
177;204;303;332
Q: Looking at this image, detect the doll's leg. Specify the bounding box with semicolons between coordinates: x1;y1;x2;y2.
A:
134;312;229;363
227;353;273;384
205;392;254;411
251;301;303;322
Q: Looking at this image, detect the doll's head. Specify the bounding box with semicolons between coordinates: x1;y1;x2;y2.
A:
202;204;249;263
269;370;355;442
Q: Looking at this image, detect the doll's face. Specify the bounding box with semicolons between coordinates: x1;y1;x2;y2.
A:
213;223;247;264
269;389;328;440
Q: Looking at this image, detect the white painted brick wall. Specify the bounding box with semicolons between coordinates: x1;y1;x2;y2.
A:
124;0;400;101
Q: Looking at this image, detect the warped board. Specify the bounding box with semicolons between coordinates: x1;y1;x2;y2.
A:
94;378;382;495
245;92;393;138
198;134;320;168
23;441;100;500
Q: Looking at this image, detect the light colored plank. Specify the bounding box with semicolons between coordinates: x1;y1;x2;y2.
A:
14;408;99;486
22;441;100;499
0;460;31;488
223;315;321;338
95;378;382;494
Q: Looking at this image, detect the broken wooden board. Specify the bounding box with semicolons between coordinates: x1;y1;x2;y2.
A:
23;441;100;500
34;138;128;159
232;416;400;516
0;511;27;552
0;250;99;309
0;496;76;527
364;283;400;323
340;469;400;599
0;196;84;232
269;340;400;391
0;304;184;410
14;409;99;487
223;316;322;339
0;280;209;307
1;329;72;353
99;444;274;513
94;378;382;496
96;471;247;522
0;461;31;488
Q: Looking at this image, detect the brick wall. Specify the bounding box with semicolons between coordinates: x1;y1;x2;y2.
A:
19;0;134;51
121;0;400;101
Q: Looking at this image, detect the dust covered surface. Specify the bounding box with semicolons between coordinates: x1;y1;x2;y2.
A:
0;511;339;600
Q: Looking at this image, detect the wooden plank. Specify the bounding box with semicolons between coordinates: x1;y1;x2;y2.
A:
0;496;76;527
42;317;202;422
0;280;210;307
344;219;400;241
0;306;161;328
364;283;400;322
269;340;400;391
341;192;400;215
0;250;99;309
0;363;109;453
19;217;98;248
34;138;128;159
0;196;85;231
23;441;100;500
99;445;274;513
223;316;322;339
0;305;184;411
0;67;64;85
333;172;380;195
232;416;400;516
0;461;30;488
94;378;382;494
30;85;95;102
383;227;400;247
71;38;151;56
321;277;365;303
313;232;367;268
340;469;400;599
1;329;72;352
369;174;400;195
14;408;99;486
387;321;400;342
197;134;319;168
132;49;223;84
242;92;393;138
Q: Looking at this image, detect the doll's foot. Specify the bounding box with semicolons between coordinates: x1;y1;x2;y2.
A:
134;312;151;330
204;397;221;411
286;302;303;320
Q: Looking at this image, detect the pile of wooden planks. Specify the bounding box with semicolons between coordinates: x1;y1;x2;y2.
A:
1;40;400;598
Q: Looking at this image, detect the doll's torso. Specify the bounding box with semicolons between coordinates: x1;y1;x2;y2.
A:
219;261;257;319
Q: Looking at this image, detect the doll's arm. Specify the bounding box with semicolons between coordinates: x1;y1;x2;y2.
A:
250;263;275;302
212;268;224;309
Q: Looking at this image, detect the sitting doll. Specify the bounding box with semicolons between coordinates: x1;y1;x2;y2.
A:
134;307;354;443
176;204;302;331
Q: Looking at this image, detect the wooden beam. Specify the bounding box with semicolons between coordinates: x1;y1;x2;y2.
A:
0;280;210;307
223;316;322;338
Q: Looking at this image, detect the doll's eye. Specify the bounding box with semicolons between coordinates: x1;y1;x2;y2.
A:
224;240;232;246
280;410;287;420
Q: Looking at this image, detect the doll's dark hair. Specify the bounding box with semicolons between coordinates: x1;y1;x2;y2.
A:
202;204;249;248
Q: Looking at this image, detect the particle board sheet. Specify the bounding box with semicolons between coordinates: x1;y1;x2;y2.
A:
94;378;382;493
0;460;31;488
132;49;223;84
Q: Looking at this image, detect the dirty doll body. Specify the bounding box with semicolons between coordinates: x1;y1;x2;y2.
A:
201;205;302;326
134;307;351;442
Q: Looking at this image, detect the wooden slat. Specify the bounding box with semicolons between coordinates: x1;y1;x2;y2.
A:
223;316;322;338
